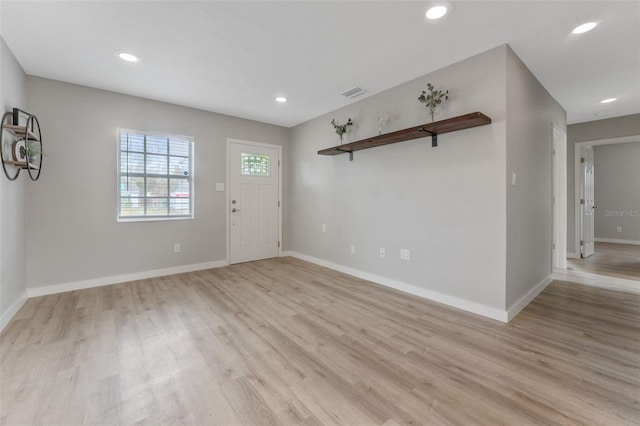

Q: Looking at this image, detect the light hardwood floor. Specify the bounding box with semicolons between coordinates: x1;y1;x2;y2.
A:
1;257;639;425
568;241;640;281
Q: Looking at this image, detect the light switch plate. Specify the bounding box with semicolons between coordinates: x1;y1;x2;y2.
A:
215;183;225;191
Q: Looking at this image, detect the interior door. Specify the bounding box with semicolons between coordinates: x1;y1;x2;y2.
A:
229;141;280;264
580;146;595;258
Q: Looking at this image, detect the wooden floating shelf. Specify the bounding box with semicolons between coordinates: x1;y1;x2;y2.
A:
318;112;491;160
3;124;40;141
3;160;40;170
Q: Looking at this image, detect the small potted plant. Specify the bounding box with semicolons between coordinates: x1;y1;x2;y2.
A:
331;118;353;144
22;144;42;164
12;139;42;164
418;83;449;122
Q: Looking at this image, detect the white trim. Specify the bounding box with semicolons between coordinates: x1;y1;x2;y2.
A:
574;134;640;148
566;252;580;259
553;269;639;294
226;138;283;265
552;124;567;269
0;290;28;332
506;276;552;321
574;143;582;258
282;251;509;323
594;238;640;245
27;260;227;298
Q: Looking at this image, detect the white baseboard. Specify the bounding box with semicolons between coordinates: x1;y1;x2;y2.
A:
1;290;28;332
506;276;552;321
594;238;640;246
566;252;580;259
282;251;509;323
27;260;228;298
553;268;640;294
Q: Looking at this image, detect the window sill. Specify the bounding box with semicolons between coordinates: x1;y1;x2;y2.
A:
117;215;194;223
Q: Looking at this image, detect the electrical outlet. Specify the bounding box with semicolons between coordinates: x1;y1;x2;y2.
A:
400;249;410;261
174;243;181;253
617;226;622;233
350;245;356;255
322;224;327;233
379;248;386;258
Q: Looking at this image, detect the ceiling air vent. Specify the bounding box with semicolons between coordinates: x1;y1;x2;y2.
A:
341;87;366;99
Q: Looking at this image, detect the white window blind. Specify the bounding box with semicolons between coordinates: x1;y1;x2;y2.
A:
118;129;194;221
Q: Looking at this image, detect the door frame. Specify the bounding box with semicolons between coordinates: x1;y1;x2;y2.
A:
572;135;640;259
226;138;282;265
552;124;567;269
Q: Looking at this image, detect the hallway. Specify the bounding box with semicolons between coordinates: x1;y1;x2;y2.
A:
568;242;640;281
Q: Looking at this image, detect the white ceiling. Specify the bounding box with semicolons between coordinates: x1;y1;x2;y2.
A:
1;1;638;127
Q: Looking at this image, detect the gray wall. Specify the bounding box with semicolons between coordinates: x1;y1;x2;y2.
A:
505;47;566;307
25;77;289;288
0;39;576;321
593;142;640;242
567;114;640;253
0;37;28;321
287;45;508;311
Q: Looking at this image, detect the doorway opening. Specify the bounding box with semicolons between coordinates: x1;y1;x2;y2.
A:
563;135;640;290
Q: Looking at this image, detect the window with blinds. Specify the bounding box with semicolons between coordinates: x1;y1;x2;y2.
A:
118;129;194;221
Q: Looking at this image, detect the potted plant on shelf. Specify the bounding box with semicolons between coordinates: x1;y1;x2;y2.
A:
418;83;449;122
331;118;353;144
12;139;42;164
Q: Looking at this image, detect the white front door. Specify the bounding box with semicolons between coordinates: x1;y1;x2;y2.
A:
229;140;280;264
580;146;595;258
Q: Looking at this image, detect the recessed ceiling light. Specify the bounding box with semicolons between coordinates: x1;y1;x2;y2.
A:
600;97;616;104
572;22;597;34
275;97;287;103
426;3;451;20
115;51;139;62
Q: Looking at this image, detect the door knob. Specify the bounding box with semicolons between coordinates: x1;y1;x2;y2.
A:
232;208;241;213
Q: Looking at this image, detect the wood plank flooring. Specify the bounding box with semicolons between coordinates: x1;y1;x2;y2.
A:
568;241;640;281
1;257;639;425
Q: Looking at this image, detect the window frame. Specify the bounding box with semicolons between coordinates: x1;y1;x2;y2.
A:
117;128;195;222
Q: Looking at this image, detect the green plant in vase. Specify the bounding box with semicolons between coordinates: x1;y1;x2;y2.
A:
21;144;43;164
331;118;353;144
12;138;43;164
418;83;449;122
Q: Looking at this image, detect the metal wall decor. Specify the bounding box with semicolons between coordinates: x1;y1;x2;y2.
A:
1;108;43;181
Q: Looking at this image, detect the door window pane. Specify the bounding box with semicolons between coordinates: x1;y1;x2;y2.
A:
241;153;270;176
